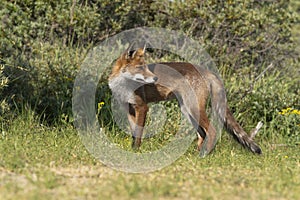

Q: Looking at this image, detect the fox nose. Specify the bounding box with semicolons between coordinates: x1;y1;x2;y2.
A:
153;76;158;82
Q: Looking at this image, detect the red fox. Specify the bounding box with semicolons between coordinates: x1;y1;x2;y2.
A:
108;47;262;156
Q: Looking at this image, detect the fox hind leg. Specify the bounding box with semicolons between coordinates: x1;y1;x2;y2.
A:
197;109;218;157
195;126;205;151
180;105;206;151
181;102;218;157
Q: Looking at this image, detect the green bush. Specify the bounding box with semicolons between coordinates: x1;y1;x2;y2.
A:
0;0;298;142
0;63;9;116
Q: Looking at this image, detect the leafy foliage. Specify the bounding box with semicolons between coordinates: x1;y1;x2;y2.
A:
0;0;298;142
0;64;9;115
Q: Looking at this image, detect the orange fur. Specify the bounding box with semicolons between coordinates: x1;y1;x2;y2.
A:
108;48;262;156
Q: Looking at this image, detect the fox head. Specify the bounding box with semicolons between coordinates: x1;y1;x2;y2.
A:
110;47;158;84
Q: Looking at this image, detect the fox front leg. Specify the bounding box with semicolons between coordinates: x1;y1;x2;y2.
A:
131;103;149;149
127;104;136;134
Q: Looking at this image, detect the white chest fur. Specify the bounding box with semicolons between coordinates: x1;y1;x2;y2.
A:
109;76;142;104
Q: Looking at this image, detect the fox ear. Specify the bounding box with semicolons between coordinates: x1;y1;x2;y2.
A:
125;50;137;60
130;43;146;59
125;42;135;59
131;50;137;58
125;51;130;60
142;43;147;54
124;50;129;60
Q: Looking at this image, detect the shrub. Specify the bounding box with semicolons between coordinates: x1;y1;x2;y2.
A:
0;0;298;133
0;63;9;116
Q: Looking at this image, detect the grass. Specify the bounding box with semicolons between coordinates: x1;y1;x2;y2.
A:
0;111;299;200
1;1;299;199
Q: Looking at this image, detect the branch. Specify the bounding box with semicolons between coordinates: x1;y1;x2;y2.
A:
250;121;263;140
241;63;274;99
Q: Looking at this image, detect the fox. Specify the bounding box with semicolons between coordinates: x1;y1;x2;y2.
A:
108;46;262;156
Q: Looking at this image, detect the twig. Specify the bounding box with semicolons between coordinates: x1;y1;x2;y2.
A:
250;121;263;139
254;63;274;81
241;63;274;99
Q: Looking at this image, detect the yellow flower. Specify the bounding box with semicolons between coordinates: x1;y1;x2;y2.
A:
279;108;300;116
291;109;300;115
97;102;105;113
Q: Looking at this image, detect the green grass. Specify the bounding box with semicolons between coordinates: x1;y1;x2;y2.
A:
0;112;299;200
0;1;299;199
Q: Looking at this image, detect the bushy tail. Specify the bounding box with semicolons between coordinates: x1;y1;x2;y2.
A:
222;107;262;154
207;72;262;154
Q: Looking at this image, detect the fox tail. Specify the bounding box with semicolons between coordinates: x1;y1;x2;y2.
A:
207;72;262;154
